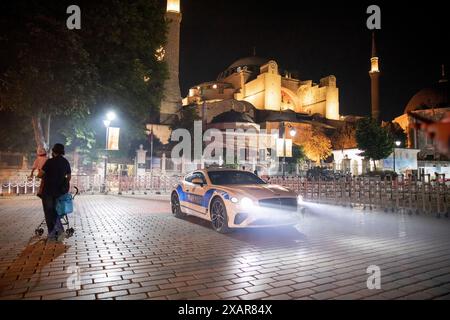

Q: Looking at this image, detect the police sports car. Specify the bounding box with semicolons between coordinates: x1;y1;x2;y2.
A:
171;168;303;233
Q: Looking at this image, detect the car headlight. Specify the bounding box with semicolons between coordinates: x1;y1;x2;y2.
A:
240;197;255;210
297;195;303;204
230;197;239;203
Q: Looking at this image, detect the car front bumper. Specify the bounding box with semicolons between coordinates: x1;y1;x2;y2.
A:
226;202;302;228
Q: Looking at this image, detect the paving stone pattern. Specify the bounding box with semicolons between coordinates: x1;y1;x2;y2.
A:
0;196;449;300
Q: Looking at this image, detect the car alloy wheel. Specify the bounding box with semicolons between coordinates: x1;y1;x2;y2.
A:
210;198;230;233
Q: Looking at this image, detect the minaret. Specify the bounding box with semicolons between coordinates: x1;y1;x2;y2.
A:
369;32;380;121
160;0;182;124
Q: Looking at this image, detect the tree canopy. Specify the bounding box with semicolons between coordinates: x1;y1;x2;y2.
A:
356;117;394;169
0;0;167;161
301;128;332;164
383;121;407;147
0;9;97;150
287;144;306;165
332;123;357;151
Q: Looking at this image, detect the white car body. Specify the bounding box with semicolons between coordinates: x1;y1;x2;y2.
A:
171;169;303;232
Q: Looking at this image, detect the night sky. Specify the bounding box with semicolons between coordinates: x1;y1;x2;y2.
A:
178;0;449;121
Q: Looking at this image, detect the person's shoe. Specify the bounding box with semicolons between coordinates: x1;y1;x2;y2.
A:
56;230;65;242
46;236;57;243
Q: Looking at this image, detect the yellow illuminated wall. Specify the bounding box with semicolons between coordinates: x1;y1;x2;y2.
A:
183;59;340;120
263;62;281;111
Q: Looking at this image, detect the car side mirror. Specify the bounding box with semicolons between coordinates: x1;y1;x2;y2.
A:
192;178;205;187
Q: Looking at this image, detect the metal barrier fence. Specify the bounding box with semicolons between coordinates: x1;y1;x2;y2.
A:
0;175;182;196
0;177;42;196
3;174;449;217
268;176;450;217
108;175;182;195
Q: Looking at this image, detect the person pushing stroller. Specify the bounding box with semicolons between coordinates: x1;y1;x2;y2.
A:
38;143;72;241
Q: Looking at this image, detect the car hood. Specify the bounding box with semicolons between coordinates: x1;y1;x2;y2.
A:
216;184;297;200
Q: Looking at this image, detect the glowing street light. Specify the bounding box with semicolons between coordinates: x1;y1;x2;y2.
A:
289;128;297;138
280;122;297;177
106;111;116;122
103;111;117;193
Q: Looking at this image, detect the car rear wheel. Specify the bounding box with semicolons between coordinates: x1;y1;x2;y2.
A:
171;193;185;218
210;198;230;234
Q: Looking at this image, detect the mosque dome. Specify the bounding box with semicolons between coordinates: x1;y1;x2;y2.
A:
227;56;269;70
218;56;269;80
404;78;449;114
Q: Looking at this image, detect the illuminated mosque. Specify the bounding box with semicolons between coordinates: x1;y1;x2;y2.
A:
156;0;346;149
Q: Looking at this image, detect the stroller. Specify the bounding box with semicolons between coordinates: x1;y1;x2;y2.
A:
35;187;79;238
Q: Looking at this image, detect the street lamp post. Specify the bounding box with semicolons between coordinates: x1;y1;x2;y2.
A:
149;126;154;192
103;112;116;193
280;122;297;177
393;140;401;173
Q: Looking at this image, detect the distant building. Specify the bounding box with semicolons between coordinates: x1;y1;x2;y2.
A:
183;57;340;122
393;66;450;177
181;56;344;159
333;148;421;176
394;66;449;161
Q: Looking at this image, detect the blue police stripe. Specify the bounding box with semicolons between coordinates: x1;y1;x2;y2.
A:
176;185;230;209
202;189;216;208
176;185;187;202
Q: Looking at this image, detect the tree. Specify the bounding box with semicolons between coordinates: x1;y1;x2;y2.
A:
287;144;306;165
356;117;394;170
78;0;168;162
284;144;306;173
302;129;332;165
0;12;97;151
0;0;168;160
79;0;168;127
383;121;407;147
332;123;357;151
170;106;201;134
0;111;35;153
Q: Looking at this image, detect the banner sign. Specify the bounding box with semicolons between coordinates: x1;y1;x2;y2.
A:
276;138;293;157
107;127;120;151
276;138;284;157
285;139;293;158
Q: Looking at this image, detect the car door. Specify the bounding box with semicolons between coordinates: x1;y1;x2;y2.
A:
179;173;195;213
188;172;208;216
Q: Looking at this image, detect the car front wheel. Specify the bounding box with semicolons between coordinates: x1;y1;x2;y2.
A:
210;198;230;234
171;193;186;218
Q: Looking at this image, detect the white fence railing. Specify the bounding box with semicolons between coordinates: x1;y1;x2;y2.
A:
0;174;182;196
268;176;450;217
3;174;449;217
0;177;42;195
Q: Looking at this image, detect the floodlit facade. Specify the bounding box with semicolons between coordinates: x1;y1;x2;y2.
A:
183;58;340;122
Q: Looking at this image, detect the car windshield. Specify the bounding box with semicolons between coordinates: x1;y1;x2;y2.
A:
208;171;267;185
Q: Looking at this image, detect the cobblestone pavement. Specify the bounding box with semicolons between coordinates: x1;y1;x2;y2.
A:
0;195;450;300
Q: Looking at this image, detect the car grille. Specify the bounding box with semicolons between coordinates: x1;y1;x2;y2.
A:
258;198;297;211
